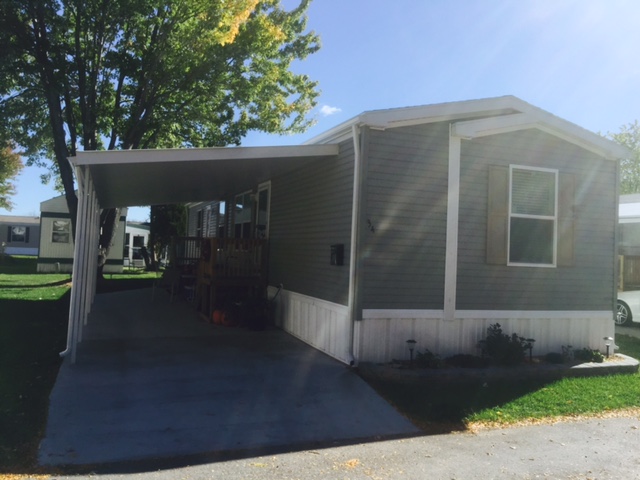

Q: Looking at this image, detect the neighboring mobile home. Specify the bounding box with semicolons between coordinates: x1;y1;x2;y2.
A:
0;215;40;255
64;96;629;364
618;194;640;290
38;194;128;273
124;222;150;268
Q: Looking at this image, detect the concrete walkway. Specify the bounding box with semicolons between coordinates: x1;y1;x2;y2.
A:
38;289;420;466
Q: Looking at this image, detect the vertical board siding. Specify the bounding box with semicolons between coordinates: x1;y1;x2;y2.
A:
361;123;450;310
268;139;354;306
457;129;617;311
272;287;351;364
358;314;614;362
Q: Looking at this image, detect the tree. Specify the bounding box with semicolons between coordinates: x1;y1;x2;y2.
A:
0;145;23;211
607;121;640;194
149;204;187;269
0;0;319;274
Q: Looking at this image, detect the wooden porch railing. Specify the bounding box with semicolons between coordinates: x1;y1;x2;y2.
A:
168;237;268;319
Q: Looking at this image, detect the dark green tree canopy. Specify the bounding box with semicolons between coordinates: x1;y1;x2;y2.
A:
0;0;320;234
608;121;640;195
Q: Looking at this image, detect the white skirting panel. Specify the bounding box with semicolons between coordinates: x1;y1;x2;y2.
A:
357;310;616;363
270;287;351;365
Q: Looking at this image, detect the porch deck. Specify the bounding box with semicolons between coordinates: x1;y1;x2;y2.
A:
168;236;268;320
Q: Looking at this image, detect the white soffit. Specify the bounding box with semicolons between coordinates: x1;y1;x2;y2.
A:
70;144;338;208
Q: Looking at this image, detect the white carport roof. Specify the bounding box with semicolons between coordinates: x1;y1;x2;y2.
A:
71;144;339;208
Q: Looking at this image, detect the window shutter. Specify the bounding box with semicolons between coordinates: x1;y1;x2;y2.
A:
487;166;509;264
25;227;30;243
6;226;10;243
557;173;575;266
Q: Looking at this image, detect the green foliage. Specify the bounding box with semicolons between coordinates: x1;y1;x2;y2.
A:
573;347;605;364
607;120;640;194
0;0;320;247
414;348;444;369
149;204;187;267
0;144;22;210
478;323;531;366
551;345;606;364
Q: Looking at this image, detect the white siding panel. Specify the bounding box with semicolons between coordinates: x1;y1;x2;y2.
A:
271;287;351;364
358;310;615;362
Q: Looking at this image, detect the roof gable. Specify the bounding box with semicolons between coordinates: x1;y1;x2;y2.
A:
307;95;629;160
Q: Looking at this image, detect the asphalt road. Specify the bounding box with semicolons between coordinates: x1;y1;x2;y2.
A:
45;415;640;480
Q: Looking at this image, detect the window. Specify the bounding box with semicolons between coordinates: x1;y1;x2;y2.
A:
256;182;270;239
8;226;29;243
508;166;557;266
234;191;252;238
52;220;71;243
196;210;203;237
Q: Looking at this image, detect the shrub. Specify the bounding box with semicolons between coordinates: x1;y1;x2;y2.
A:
573;347;605;364
414;348;444;369
478;323;531;366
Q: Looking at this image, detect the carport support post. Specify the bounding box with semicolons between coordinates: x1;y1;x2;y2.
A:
61;165;100;364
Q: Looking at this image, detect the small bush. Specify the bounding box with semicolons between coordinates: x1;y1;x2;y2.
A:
414;349;444;369
574;347;605;364
478;323;531;366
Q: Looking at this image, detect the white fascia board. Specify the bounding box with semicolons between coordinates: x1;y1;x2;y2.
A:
452;111;629;161
361;96;520;130
451;113;538;139
305;95;629;159
304;117;362;145
303;96;520;145
70;144;339;166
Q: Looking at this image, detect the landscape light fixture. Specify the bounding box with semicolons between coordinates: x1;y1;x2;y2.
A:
406;339;417;368
603;337;614;358
526;338;536;362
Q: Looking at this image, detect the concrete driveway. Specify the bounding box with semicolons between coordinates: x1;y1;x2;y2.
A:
38;288;420;466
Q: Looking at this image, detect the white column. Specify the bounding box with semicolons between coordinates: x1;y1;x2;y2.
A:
444;128;461;321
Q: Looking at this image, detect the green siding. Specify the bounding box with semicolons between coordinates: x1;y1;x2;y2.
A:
268;140;354;305
361;123;450;310
456;129;617;311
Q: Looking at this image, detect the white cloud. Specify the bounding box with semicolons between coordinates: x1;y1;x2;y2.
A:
320;105;342;117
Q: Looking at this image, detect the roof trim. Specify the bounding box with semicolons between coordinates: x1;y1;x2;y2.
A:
305;95;629;160
71;144;339;166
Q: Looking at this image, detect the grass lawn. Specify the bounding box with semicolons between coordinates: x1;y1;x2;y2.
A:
0;256;155;472
359;335;640;433
1;254;640;471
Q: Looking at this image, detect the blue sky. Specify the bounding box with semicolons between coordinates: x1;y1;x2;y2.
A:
3;0;639;221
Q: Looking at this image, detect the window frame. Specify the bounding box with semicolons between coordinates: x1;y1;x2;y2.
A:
233;190;253;239
51;220;71;244
9;226;28;243
507;165;558;268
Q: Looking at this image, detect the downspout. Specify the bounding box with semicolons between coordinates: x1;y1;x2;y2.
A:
613;157;621;328
347;123;364;366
